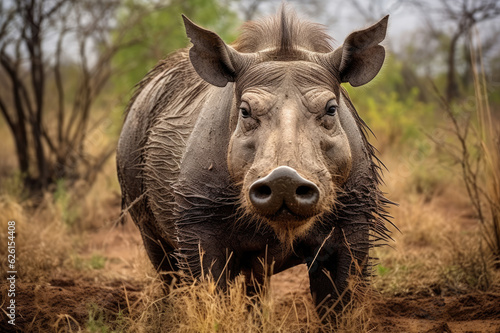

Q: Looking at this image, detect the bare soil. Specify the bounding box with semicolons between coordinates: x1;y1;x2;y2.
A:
2;224;500;333
272;266;500;333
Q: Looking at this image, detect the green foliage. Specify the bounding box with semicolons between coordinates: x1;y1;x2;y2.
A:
346;57;437;150
376;264;390;276
72;253;107;270
89;254;107;270
112;0;240;96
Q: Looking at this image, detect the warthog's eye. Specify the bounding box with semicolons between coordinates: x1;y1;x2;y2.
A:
325;100;338;116
240;108;250;118
239;101;251;118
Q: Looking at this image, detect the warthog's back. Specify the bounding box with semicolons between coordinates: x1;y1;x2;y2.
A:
117;50;209;250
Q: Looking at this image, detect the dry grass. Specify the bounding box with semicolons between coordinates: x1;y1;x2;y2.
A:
473;43;500;263
119;266;376;333
372;154;499;296
0;193;76;283
0;137;122;283
129;274;287;332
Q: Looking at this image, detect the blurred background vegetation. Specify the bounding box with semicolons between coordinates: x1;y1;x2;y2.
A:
0;0;499;331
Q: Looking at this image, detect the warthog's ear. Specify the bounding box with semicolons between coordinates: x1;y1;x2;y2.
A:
330;15;388;87
183;15;251;87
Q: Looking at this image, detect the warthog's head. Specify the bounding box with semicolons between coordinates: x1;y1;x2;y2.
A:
183;9;388;243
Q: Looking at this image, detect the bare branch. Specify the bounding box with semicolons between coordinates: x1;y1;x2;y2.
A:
44;0;69;19
0;96;14;130
54;22;68;145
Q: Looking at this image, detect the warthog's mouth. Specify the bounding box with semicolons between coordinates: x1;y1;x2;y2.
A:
263;209;317;245
267;204;316;224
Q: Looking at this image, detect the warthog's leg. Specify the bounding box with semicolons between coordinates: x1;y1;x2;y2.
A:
140;220;179;278
306;223;369;321
129;204;180;284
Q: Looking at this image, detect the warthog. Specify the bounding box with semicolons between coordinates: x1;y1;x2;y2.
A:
117;7;393;315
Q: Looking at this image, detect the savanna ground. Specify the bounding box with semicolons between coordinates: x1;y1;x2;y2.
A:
1;81;500;332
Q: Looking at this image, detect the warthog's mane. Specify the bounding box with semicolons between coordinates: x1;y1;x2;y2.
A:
233;6;334;57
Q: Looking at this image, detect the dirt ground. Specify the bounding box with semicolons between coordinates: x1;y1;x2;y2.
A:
272;266;500;333
2;223;500;333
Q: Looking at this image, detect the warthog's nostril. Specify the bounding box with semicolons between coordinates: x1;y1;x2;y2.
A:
296;185;313;197
295;184;319;207
253;184;272;199
248;166;320;218
249;182;279;216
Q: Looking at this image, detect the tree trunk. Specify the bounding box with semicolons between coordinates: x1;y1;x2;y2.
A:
13;126;30;177
461;41;473;93
26;3;48;190
446;32;461;102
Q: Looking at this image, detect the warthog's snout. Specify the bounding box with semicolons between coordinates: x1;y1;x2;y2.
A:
249;166;320;218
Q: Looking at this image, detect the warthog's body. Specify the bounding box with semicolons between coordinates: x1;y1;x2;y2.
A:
117;8;393;312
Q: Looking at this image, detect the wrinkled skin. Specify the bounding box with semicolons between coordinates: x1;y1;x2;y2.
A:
117;8;393;318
